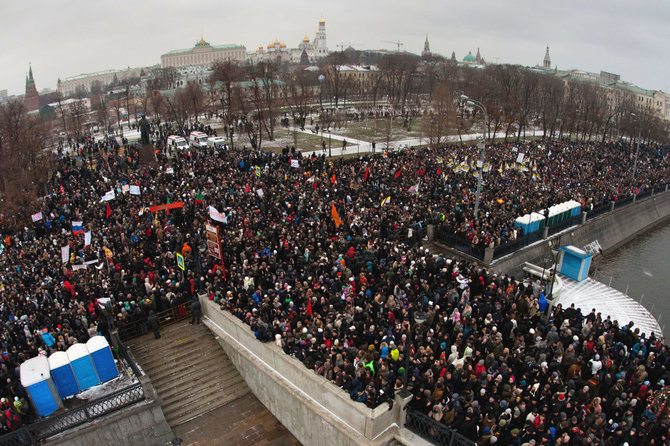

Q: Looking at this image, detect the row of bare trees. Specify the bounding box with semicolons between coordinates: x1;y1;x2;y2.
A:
52;51;669;149
0;100;52;230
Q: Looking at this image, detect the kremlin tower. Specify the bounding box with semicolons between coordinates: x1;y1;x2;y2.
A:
24;64;39;113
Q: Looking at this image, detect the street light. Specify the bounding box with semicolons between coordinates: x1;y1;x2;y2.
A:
461;95;488;218
547;234;562;300
327;127;332;158
630;113;642;181
398;309;427;398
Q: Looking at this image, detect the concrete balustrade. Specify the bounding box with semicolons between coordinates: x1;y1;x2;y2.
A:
201;298;402;446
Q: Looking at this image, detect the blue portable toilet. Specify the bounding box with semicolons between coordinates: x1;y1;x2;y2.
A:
67;343;100;391
48;351;80;399
20;356;62;417
87;336;118;383
557;245;593;282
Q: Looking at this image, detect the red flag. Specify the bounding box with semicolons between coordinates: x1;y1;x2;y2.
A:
331;174;337;184
314;180;318;189
394;169;402;178
60;184;65;194
364;167;369;182
106;203;112;218
244;184;250;193
436;168;442;176
306;299;312;316
417;167;426;176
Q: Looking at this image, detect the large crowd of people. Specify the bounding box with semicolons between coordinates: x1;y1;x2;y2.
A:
0;121;668;443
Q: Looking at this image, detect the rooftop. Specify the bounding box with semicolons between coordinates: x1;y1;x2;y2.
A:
162;43;245;57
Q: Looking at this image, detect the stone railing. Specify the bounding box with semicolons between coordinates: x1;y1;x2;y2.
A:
201;297;402;446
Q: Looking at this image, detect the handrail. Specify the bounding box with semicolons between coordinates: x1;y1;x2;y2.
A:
117;300;192;342
405;409;475;446
0;383;145;445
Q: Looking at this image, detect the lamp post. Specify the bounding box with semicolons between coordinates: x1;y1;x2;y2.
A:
318;74;325;111
630;113;641;181
327;127;332;158
461;95;488;218
547;234;562;300
398;309;427;398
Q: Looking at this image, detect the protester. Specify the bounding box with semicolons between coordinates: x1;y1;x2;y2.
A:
0;122;667;443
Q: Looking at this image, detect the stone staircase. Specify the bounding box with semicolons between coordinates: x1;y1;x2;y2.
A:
126;319;251;428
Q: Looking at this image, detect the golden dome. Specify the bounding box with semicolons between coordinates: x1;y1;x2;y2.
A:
280;43;286;48
268;43;275;49
302;36;309;43
274;39;280;45
319;18;325;24
316;30;320;35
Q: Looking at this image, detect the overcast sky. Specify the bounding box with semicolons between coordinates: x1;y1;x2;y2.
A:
2;0;669;96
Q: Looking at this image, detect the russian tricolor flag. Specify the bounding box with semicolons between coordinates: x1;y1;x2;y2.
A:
72;221;84;234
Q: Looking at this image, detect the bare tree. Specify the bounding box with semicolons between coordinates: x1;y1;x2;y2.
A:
422;82;455;147
183;82;205;122
0;100;52;229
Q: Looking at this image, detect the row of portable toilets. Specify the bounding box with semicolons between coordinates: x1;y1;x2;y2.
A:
19;336;119;417
514;200;582;235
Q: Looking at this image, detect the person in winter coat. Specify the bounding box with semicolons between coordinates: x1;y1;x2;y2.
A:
190;297;202;324
147;310;160;339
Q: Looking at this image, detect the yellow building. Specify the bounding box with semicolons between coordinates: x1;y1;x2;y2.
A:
161;38;246;68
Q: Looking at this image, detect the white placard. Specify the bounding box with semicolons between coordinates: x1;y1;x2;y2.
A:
61;245;70;264
129;185;141;195
31;212;43;222
84;231;91;246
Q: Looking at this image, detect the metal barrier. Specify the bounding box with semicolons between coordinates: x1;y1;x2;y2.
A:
405;409;475;446
546;215;581;237
117;300;192;342
435;227;485;260
586;202;611;220
492;230;542;260
0;383;145;446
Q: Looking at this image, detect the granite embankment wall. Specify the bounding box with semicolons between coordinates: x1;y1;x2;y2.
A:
44;377;173;446
201;298;404;446
490;190;670;276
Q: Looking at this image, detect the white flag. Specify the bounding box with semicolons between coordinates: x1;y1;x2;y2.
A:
290;159;299;168
129;185;141;195
256;188;264;197
31;212;43;222
207;206;227;223
84;231;92;246
61;245;70;264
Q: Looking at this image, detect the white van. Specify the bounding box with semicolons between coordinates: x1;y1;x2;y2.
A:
207;136;227;149
167;135;189;150
189;131;209;149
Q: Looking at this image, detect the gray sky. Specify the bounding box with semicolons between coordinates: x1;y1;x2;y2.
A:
2;0;669;96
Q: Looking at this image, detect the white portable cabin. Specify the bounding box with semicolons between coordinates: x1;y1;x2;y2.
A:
67;343;100;391
86;336;119;383
20;356;62;416
48;351;80;399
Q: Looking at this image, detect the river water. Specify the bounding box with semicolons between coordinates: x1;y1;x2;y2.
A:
589;221;670;340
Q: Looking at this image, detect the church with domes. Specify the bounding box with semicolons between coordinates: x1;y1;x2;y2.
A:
248;18;329;65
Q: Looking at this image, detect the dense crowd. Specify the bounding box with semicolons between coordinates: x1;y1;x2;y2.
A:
0;122;668;443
